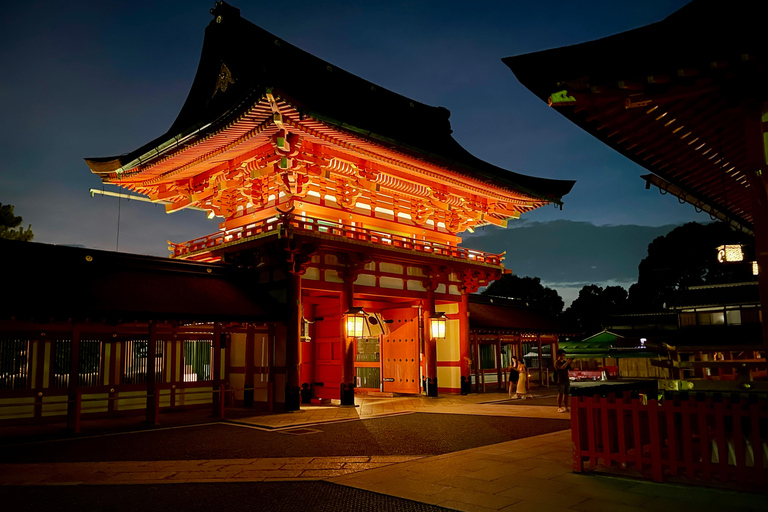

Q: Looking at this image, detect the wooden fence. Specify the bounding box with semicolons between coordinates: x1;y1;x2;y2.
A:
572;392;768;487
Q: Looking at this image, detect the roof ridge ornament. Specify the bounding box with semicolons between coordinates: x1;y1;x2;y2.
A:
210;1;240;23
212;63;235;97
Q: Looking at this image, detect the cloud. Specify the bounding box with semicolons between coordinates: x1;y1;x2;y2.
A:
463;220;679;306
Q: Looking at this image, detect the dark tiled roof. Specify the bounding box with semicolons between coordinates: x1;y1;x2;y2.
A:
468;294;573;333
1;239;285;323
86;2;574;203
672;282;760;309
503;0;763;229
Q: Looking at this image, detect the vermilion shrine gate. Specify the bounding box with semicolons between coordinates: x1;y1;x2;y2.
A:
0;2;573;425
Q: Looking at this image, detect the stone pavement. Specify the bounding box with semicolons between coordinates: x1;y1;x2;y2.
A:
1;390;765;511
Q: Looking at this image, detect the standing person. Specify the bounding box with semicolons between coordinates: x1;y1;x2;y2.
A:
511;357;527;400
506;357;519;398
554;349;573;412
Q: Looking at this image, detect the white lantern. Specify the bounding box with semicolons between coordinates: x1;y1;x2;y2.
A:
430;312;447;339
344;307;366;338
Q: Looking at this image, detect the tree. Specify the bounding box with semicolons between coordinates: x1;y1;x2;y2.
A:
482;275;564;317
563;284;628;333
0;203;34;241
628;222;752;311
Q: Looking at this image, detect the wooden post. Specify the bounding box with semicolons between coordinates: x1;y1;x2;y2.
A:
745;105;768;355
459;292;470;395
66;324;81;433
340;277;355;405
537;334;543;386
285;271;302;411
212;322;222;418
244;323;255;408
494;334;502;391
146;320;158;425
423;288;438;397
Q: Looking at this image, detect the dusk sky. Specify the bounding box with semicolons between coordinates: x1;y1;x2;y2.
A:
0;0;703;305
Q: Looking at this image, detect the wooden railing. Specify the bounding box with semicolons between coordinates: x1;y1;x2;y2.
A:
572;391;768;488
169;214;505;265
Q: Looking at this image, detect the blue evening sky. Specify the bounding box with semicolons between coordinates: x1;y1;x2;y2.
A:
0;1;702;304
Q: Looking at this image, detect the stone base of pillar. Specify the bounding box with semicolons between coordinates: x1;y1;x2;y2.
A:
340;382;356;406
423;377;438;397
284;385;301;411
300;383;312;404
460;376;470;395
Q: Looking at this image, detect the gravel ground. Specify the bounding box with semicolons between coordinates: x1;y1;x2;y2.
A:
1;413;569;464
0;481;453;512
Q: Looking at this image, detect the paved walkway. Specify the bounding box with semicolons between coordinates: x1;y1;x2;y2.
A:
1;391;765;511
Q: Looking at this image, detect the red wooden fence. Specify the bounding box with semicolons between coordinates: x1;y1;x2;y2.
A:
572;392;768;487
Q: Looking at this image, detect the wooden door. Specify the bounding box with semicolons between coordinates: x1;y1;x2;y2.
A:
381;308;420;394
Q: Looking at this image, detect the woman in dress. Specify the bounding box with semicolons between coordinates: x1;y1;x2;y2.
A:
507;357;519;398
511;357;527;400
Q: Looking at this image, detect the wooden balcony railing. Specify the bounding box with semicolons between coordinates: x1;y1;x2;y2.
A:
169;214;505;265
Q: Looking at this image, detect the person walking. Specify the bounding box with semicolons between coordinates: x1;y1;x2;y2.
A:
506;358;519;398
510;356;527;400
554;349;573;412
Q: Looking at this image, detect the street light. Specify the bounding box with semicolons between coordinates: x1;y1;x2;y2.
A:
430;312;447;339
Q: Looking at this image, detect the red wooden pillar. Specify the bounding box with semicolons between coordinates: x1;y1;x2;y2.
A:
285;272;302;411
212;322;222;418
746;104;768;354
66;325;81;433
339;277;355;405
495;334;502;391
244;324;255;407
146;320;159;425
423;288;438;397
459;292;470;395
537;334;543;386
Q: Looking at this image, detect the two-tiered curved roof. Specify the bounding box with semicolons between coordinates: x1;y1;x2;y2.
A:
85;1;574;229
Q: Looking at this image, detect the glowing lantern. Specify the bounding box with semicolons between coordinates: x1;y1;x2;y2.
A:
753;261;759;276
344;307;366;338
716;244;744;263
430;312;447;339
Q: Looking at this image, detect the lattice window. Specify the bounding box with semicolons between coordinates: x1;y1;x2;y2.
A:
183;340;212;382
78;339;103;387
0;339;29;390
123;340;165;384
52;339;72;388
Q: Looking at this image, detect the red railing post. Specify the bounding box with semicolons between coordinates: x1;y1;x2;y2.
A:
665;394;679;476
631;396;643;472
681;397;695;479
698;395;712;481
571;395;584;472
616;392;628;468
586;395;597;468
601;393;613;468
647;396;663;482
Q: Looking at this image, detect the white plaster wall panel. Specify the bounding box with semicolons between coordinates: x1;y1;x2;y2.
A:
325;269;344;283
230;333;247;367
379;276;404;289
364;261;376;271
436;283;446;294
303;267;320;281
407;266;426;277
407;279;427;291
355;273;376;287
380;262;404;274
325;254;339;265
437;366;460;391
437;303;460;315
